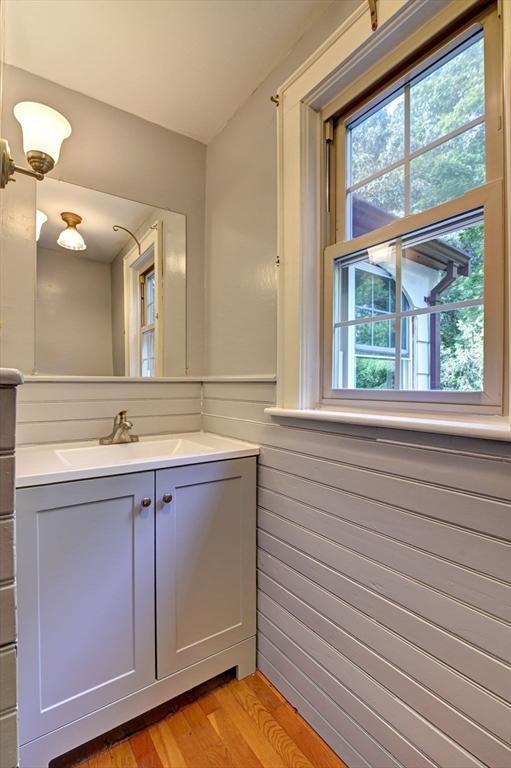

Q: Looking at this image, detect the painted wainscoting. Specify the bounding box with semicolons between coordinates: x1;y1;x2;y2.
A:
13;377;511;767
16;379;202;445
202;380;511;768
0;371;23;768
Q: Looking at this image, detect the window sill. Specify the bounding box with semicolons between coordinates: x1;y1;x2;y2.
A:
264;407;511;441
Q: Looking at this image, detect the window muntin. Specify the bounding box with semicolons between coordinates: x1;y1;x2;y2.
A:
332;212;485;393
346;31;485;239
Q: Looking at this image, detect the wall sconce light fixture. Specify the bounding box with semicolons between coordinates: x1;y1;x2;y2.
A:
57;212;87;251
36;210;48;241
0;101;72;188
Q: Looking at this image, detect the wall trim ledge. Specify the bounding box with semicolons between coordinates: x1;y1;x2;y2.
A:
265;407;511;442
23;375;277;384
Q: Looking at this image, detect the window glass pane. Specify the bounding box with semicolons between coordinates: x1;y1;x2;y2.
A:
410;36;484;152
410;123;485;213
141;329;155;377
355;316;396;352
335;246;397;322
349;92;404;186
402;220;484;309
333;319;397;390
145;270;155;325
356;356;395;389
350;166;404;237
400;305;483;391
355;268;396;317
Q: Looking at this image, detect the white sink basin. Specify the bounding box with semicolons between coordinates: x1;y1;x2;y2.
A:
16;432;259;487
55;437;212;468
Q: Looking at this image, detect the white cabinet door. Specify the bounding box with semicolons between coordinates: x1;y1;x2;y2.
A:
16;473;155;744
156;458;256;678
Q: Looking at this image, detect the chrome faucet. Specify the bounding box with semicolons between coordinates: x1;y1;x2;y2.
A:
99;410;139;445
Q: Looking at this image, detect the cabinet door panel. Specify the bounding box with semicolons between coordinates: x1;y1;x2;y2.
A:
156;458;256;678
16;473;155;743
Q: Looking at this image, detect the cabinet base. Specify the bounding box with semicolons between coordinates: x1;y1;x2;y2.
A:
19;636;256;768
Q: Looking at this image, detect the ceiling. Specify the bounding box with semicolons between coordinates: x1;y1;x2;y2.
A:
37;179;157;262
4;0;333;143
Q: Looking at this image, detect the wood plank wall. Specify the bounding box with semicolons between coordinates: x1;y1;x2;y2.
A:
16;381;202;445
14;378;511;766
202;381;511;768
0;376;22;768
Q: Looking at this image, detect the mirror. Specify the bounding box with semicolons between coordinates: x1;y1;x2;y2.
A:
34;179;186;377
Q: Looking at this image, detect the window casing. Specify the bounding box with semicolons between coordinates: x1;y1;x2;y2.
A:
322;4;504;410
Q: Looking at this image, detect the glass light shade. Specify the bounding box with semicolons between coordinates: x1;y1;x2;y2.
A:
57;225;86;251
13;102;72;163
36;210;48;241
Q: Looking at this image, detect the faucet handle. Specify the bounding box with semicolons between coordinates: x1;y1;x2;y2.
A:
116;410;130;426
119;410;134;431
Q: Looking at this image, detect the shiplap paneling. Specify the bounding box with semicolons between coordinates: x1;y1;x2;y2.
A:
202;416;511;501
258;574;509;766
0;372;21;768
16;380;202;445
259;510;510;662
258;485;510;618
202;380;511;768
259;446;511;539
258;525;510;702
14;378;511;767
258;552;510;748
17;381;201;402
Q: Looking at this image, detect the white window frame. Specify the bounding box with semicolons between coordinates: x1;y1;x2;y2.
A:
324;183;503;407
123;221;163;377
268;0;511;440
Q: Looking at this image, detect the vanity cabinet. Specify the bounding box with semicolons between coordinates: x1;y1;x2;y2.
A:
16;457;256;756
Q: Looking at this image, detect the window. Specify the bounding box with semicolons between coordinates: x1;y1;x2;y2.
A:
324;5;503;408
140;265;156;377
123;222;162;377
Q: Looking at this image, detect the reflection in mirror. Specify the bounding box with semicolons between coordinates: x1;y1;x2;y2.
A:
35;179;186;377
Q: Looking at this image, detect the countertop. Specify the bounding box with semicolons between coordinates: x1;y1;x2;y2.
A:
16;432;259;487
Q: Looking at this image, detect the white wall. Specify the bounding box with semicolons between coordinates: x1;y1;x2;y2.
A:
0;182;36;373
36;247;113;376
204;0;362;376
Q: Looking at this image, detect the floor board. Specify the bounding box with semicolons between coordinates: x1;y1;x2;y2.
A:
64;673;348;768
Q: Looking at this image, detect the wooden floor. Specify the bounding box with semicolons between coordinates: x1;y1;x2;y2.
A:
67;673;348;768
